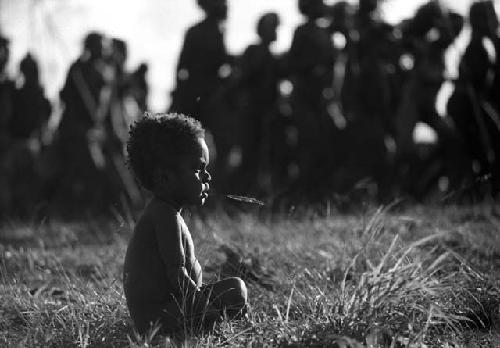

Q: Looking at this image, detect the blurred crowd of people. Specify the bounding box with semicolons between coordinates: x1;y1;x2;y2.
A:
170;0;500;206
1;0;500;219
0;31;148;219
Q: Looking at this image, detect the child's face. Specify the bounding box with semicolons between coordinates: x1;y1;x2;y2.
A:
170;137;211;207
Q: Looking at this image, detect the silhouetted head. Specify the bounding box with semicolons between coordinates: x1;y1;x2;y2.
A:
197;0;227;21
328;1;353;34
83;32;104;61
257;12;280;45
20;53;39;84
469;0;498;37
137;62;148;75
298;0;325;20
408;1;443;39
0;35;9;73
359;0;379;17
112;38;128;68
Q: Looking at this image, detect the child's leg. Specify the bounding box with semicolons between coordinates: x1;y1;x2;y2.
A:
183;291;222;331
201;277;248;318
170;277;248;332
130;301;182;335
136;298;220;335
129;291;232;336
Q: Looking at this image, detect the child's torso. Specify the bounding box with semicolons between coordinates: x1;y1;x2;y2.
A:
123;200;200;304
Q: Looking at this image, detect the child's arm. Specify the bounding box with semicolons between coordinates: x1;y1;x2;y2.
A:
154;214;199;295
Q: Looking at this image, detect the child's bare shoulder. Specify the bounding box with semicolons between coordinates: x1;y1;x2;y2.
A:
142;199;181;234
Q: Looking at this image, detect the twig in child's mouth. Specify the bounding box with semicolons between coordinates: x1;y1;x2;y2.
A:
225;195;265;206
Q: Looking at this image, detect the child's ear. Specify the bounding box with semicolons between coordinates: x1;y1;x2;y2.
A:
154;169;174;188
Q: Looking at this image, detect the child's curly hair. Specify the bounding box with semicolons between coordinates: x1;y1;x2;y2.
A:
126;113;205;191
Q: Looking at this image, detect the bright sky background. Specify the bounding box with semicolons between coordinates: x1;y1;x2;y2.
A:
0;0;496;112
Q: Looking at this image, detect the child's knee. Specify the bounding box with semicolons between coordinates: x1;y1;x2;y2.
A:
225;277;248;306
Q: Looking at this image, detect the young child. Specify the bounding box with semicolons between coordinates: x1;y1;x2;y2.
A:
123;113;248;335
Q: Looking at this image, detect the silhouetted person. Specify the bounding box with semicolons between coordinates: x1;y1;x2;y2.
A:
5;53;51;218
395;3;464;197
11;53;51;140
106;38;128;142
170;0;233;193
447;0;500;196
233;12;281;195
130;63;149;113
59;32;107;142
287;0;336;196
342;0;391;119
104;38;143;211
50;32;111;216
107;38;144;141
327;1;355;94
0;35;13;142
0;35;14;218
398;3;462;147
170;0;229;124
111;38;127;76
337;0;397;198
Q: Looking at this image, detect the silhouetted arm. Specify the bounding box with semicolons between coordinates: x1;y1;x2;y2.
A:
154;212;199;296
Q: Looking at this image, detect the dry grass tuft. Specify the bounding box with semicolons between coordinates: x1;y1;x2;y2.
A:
1;204;500;346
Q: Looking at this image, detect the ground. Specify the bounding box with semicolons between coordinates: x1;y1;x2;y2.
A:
1;203;500;347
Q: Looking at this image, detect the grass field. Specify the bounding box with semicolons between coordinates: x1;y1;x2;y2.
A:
1;203;500;347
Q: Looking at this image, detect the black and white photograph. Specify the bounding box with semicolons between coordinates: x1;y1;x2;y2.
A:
1;0;500;346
